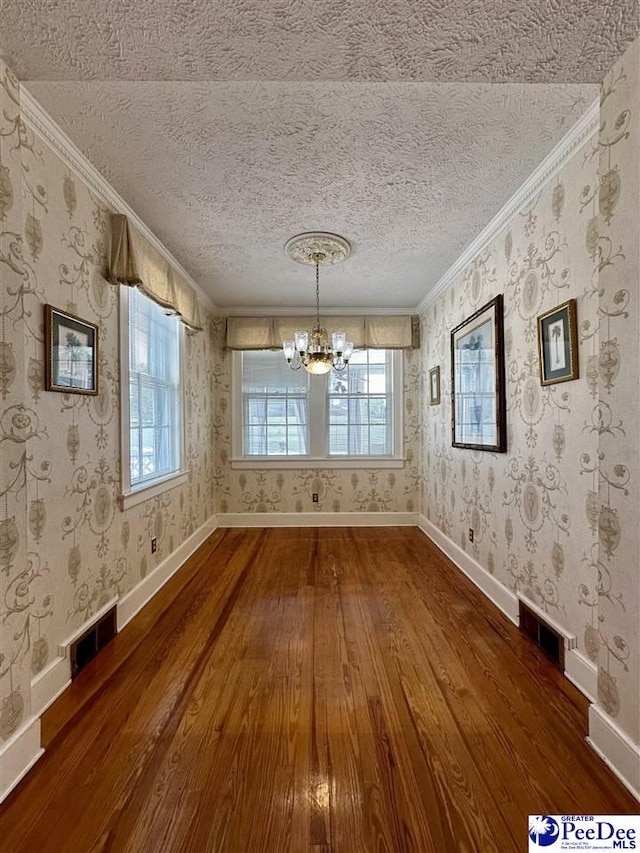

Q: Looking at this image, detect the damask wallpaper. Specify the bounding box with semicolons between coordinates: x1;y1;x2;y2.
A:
421;36;639;748
0;61;217;744
595;38;639;746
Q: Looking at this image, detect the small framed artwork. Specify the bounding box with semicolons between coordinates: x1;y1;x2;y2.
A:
428;365;441;405
45;304;98;395
451;294;506;452
537;298;579;385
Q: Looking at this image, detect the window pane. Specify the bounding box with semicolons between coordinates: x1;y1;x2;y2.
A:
329;397;348;423
245;425;267;455
129;288;181;486
267;398;287;424
246;398;266;424
329;425;348;455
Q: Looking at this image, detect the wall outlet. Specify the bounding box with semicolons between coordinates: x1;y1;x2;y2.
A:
151;537;157;553
312;493;319;503
468;528;474;543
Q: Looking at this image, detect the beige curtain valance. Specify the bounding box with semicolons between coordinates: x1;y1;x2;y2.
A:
226;315;418;350
109;213;203;332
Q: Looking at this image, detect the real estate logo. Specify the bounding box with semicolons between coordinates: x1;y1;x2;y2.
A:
529;816;560;847
529;815;640;852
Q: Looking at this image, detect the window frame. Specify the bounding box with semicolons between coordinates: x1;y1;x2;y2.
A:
231;349;404;469
119;286;188;509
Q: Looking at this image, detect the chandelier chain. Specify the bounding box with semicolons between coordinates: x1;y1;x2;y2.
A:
315;262;321;330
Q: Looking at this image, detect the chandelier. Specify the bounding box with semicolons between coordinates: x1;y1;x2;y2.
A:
282;232;354;375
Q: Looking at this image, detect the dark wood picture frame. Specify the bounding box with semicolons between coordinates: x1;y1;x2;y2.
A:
451;294;506;452
428;365;441;405
44;304;98;395
537;298;579;385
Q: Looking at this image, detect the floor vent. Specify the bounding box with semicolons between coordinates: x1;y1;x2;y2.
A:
70;607;117;679
519;601;564;669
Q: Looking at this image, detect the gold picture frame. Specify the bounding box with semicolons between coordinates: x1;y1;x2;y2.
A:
428;365;440;405
537;298;579;385
45;304;99;395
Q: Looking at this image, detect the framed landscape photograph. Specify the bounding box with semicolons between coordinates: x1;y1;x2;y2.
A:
45;304;98;395
451;294;506;452
428;365;440;405
537;298;579;385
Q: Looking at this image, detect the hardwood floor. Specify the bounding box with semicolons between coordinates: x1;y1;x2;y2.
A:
1;527;636;852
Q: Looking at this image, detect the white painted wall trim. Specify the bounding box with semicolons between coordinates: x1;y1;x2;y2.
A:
19;87;217;316
0;716;43;804
588;704;640;803
415;98;600;314
117;514;218;630
416;514;519;624
564;649;598;703
31;657;71;719
218;512;418;528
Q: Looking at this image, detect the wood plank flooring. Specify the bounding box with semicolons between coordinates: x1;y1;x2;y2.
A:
1;527;636;852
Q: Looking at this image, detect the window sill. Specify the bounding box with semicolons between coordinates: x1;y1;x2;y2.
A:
230;457;405;470
119;470;190;510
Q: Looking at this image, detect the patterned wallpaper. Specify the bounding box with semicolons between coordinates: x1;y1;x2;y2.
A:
421;36;639;746
212;328;422;514
595;38;639;745
0;61;217;743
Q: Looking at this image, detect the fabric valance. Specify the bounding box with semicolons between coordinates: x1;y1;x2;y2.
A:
226;315;418;350
109;213;203;332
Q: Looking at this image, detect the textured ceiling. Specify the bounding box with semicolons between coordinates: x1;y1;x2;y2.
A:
3;0;638;83
27;81;596;308
3;1;637;309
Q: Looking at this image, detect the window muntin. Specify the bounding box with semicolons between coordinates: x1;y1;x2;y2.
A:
327;349;392;456
128;287;182;487
235;349;400;463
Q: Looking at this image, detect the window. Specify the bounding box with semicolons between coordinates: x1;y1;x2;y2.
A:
233;349;403;467
328;350;392;456
242;351;309;456
120;287;186;505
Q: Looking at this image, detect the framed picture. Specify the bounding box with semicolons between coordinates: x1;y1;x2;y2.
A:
428;365;441;405
537;298;579;385
45;304;98;395
451;294;506;452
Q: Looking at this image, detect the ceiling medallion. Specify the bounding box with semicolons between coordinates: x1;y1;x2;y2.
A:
284;232;351;266
282;232;353;376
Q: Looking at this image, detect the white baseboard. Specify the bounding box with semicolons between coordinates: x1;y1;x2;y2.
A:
117;514;218;630
0;716;43;804
31;657;71;718
218;511;418;528
416;514;519;624
565;649;598;703
588;704;640;802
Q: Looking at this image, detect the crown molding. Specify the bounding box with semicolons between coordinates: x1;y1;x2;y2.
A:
223;305;415;316
414;98;600;316
19;85;219;316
